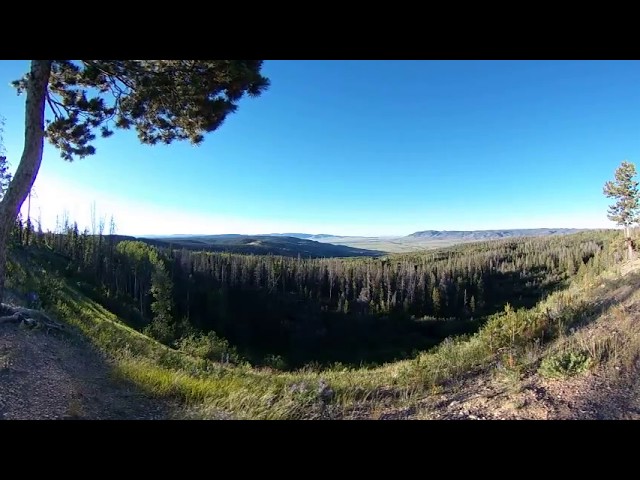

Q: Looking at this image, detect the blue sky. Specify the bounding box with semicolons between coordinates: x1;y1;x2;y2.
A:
0;60;638;236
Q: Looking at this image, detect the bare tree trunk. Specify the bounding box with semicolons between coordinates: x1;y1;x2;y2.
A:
0;60;51;298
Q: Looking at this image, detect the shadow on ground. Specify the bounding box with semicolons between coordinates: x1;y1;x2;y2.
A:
0;320;173;420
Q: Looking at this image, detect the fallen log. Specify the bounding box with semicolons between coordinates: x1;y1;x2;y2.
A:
0;303;65;333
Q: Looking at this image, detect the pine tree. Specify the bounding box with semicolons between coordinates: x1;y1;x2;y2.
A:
149;257;175;342
0;157;9;203
603;160;640;260
0;60;270;296
0;117;12;201
431;287;441;316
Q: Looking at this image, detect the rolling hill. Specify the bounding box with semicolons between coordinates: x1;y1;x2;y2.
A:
407;228;586;240
140;234;384;258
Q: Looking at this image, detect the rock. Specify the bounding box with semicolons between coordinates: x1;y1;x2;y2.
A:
318;379;334;403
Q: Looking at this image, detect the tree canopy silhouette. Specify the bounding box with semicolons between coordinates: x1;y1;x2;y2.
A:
0;60;270;295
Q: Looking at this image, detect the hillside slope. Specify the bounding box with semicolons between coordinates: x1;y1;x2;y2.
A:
373;261;640;420
2;247;639;420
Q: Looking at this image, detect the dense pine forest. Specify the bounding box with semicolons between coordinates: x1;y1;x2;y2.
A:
8;216;623;369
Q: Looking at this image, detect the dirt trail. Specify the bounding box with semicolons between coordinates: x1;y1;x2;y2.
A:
0;322;172;420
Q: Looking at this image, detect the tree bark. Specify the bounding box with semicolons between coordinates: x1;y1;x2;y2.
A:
625;225;634;261
26;192;32;246
0;60;52;298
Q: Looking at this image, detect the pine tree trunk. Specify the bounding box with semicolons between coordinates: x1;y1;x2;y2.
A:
0;60;51;299
625;225;634;261
139;281;144;317
186;288;190;321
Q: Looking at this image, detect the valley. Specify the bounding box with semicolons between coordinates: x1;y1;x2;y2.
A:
2;226;638;419
141;228;588;256
1;59;638;422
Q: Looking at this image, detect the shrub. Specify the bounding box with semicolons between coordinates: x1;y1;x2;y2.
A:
36;271;65;308
263;354;288;370
538;350;592;379
143;317;177;345
176;331;241;364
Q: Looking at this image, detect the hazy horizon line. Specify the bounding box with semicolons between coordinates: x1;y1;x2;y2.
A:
134;226;607;239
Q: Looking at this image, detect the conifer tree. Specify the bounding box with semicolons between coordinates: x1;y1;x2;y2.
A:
603;160;640;260
0;117;11;200
431;287;441;316
0;60;269;296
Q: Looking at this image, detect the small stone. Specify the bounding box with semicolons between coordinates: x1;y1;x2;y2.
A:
318;379;334;402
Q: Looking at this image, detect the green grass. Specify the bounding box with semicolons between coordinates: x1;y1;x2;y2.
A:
6;245;633;419
9;252;414;418
542;292;640;380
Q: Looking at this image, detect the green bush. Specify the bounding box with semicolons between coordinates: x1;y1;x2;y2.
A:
263;354;288;370
176;331;241;364
538;350;592;379
37;271;65;309
143;317;176;346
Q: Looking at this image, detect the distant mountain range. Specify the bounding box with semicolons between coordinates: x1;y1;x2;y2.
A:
132;228;594;256
406;228;586;240
263;228;587;242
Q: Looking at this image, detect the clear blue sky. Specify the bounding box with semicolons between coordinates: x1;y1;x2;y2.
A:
0;60;638;236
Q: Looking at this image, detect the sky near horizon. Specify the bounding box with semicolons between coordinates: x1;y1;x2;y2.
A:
0;60;638;237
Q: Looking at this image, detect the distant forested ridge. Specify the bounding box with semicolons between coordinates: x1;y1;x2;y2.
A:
141;234;383;258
